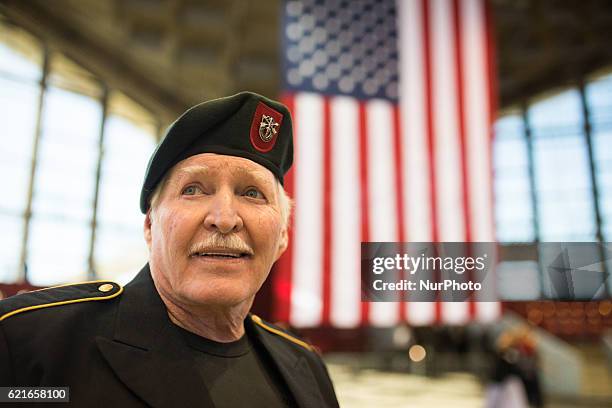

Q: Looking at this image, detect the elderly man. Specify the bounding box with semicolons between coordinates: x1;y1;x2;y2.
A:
0;92;339;407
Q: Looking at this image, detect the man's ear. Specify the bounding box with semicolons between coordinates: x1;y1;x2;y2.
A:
144;209;153;248
275;226;289;261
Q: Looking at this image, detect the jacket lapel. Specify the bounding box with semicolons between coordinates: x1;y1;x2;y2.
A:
96;265;214;408
246;317;326;408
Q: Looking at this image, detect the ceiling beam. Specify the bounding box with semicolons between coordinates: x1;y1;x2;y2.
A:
0;0;188;124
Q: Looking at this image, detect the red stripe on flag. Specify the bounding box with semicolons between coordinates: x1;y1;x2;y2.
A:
452;0;470;243
274;93;296;323
422;0;437;243
485;0;500;309
392;106;407;321
322;98;332;325
485;0;498;236
485;0;498;132
358;101;370;325
422;0;442;323
452;0;476;319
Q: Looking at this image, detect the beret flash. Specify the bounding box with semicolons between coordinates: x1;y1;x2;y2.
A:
139;91;294;213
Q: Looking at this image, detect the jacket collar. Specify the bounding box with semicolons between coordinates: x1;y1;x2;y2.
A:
246;318;327;408
113;263;170;350
96;264;214;408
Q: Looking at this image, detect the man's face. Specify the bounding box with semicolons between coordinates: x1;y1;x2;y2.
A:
144;153;288;309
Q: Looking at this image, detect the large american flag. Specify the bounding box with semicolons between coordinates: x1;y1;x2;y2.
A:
272;0;501;327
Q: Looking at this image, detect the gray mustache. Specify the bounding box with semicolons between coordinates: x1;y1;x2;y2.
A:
188;234;254;255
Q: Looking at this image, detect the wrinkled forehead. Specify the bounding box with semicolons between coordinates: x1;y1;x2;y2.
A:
167;153;277;188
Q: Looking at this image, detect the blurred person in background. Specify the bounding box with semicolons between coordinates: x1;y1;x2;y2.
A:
486;326;543;408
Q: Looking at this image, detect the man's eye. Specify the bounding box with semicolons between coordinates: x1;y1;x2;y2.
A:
244;188;264;200
182;185;203;195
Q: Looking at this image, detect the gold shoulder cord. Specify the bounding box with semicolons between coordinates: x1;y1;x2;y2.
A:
0;282;123;322
251;314;314;352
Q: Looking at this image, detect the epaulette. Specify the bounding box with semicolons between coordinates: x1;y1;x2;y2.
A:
250;314;315;352
0;280;123;322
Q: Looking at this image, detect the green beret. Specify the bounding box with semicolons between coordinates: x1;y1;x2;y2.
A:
139;91;294;213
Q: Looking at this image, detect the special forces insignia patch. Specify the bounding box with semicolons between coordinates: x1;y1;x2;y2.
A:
250;102;283;152
259;115;279;142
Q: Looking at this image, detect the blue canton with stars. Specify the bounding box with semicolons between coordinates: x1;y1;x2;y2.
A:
281;0;400;102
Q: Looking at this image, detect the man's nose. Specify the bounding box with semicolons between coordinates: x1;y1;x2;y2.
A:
203;190;244;234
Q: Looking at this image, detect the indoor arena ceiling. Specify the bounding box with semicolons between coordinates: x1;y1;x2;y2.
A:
1;0;611;122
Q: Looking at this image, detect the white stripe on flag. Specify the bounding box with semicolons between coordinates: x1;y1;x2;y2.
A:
398;0;436;325
366;99;400;327
432;0;469;324
478;301;502;322
463;0;493;243
442;294;470;325
431;0;466;242
398;0;432;243
330;96;361;328
462;0;501;322
290;93;324;327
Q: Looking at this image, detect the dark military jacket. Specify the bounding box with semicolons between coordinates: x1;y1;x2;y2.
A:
0;265;339;408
